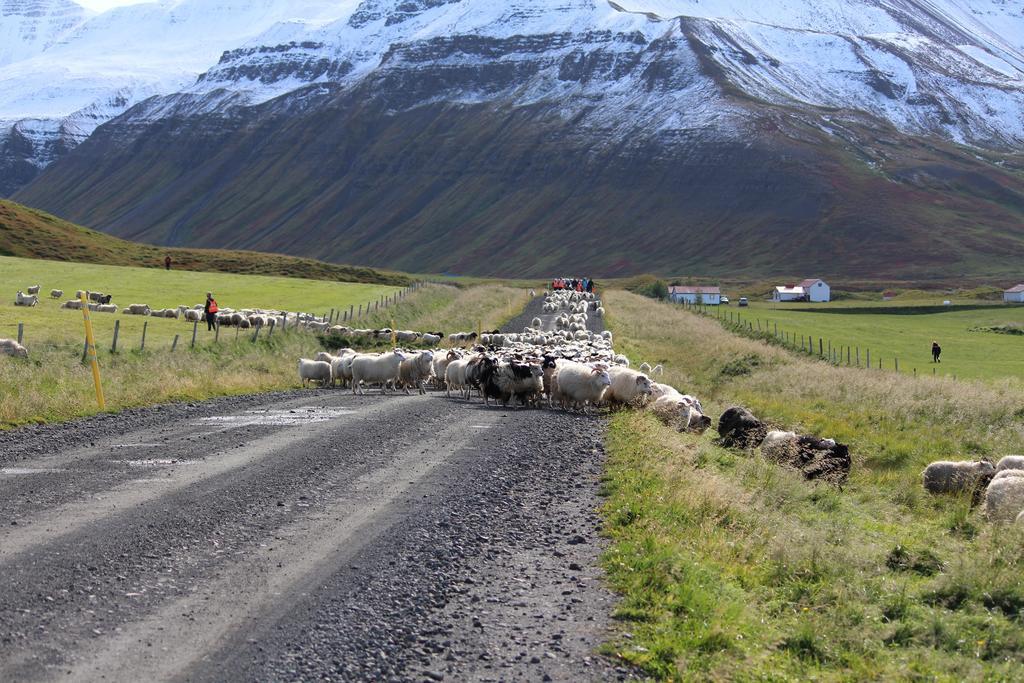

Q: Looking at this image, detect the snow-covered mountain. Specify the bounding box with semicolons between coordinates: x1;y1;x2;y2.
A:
8;0;1024;278
0;0;352;192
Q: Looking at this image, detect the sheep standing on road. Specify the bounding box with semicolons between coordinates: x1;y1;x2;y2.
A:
351;350;408;395
298;359;332;388
399;350;435;395
549;361;611;413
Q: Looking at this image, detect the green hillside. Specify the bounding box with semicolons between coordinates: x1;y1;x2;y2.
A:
0;200;408;286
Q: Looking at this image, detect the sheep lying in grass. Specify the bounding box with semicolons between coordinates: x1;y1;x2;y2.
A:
95;304;118;314
717;406;766;449
0;338;29;358
922;460;995;495
603;367;654;409
298;359;332;388
996;455;1024;472
15;291;38;306
984;476;1024;522
60;300;83;310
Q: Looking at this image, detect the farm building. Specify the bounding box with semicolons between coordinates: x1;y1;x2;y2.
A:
669;285;722;305
1005;284;1024;303
771;278;831;303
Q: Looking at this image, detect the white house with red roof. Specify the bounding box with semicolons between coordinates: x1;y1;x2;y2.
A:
1004;284;1024;303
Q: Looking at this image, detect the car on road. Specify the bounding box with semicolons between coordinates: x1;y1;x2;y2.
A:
738;297;749;307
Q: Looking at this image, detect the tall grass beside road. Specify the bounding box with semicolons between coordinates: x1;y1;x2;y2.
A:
601;290;1024;679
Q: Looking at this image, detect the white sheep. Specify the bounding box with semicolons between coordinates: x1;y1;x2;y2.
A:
14;291;38;306
445;357;471;397
95;304;118;314
351;350;407;395
985;476;1024;522
50;289;63;299
314;351;337;364
649;395;710;432
298;359;332;388
0;338;29;358
996;455;1024;472
60;300;84;310
330;350;358;388
595;307;605;317
550;361;611;413
395;330;420;343
992;469;1024;483
26;285;40;295
651;364;664;376
603;367;654;409
399;350;434;395
531;317;543;328
124;304;151;316
922;460;995;495
422;333;442;345
638;362;652;374
612;354;630;367
183;309;202;322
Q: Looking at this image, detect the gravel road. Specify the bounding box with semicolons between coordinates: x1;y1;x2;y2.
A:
0;299;628;682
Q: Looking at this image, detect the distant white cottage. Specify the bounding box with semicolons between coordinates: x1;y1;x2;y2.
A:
669;285;722;305
772;278;830;303
1005;284;1024;303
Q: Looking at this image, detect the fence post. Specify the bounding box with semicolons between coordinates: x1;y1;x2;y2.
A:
171;335;179;351
867;349;870;368
358;304;363;318
252;326;260;343
111;319;120;353
191;320;198;348
856;347;860;366
330;308;335;323
215;321;221;343
268;319;275;339
819;338;823;357
895;358;899;373
17;322;23;346
141;321;148;350
235;326;240;340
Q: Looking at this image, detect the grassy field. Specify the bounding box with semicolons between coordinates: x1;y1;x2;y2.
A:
698;299;1024;382
0;256;527;427
601;290;1024;680
0;255;399;353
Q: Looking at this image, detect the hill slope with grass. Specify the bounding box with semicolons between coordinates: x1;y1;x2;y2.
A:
601;290;1024;679
0;200;408;286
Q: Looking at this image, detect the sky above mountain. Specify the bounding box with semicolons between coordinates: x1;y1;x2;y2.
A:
76;0;150;10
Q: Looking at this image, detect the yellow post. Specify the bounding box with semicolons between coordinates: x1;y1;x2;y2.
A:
80;293;105;409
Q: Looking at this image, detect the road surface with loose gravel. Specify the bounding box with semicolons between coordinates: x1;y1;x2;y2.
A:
0;297;630;682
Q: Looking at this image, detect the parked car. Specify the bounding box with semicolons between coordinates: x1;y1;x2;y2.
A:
721;296;730;305
738;297;749;307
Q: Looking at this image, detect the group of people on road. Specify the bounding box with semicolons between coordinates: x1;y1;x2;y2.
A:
552;277;595;293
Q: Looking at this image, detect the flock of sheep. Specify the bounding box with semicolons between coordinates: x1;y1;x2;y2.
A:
923;457;1024;524
297;290;710;430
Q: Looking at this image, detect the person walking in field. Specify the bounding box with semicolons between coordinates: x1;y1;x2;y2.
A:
932;341;941;363
205;292;219;331
164;255;172;271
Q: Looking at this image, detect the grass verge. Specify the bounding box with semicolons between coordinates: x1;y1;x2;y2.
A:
601;290;1024;679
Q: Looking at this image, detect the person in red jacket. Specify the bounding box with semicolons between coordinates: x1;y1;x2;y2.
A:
205;292;219;331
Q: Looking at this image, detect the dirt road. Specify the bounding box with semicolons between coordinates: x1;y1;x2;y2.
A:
0;302;626;681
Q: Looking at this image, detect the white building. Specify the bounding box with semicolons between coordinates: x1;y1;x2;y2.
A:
771;278;831;303
1004;284;1024;303
669;285;722;305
